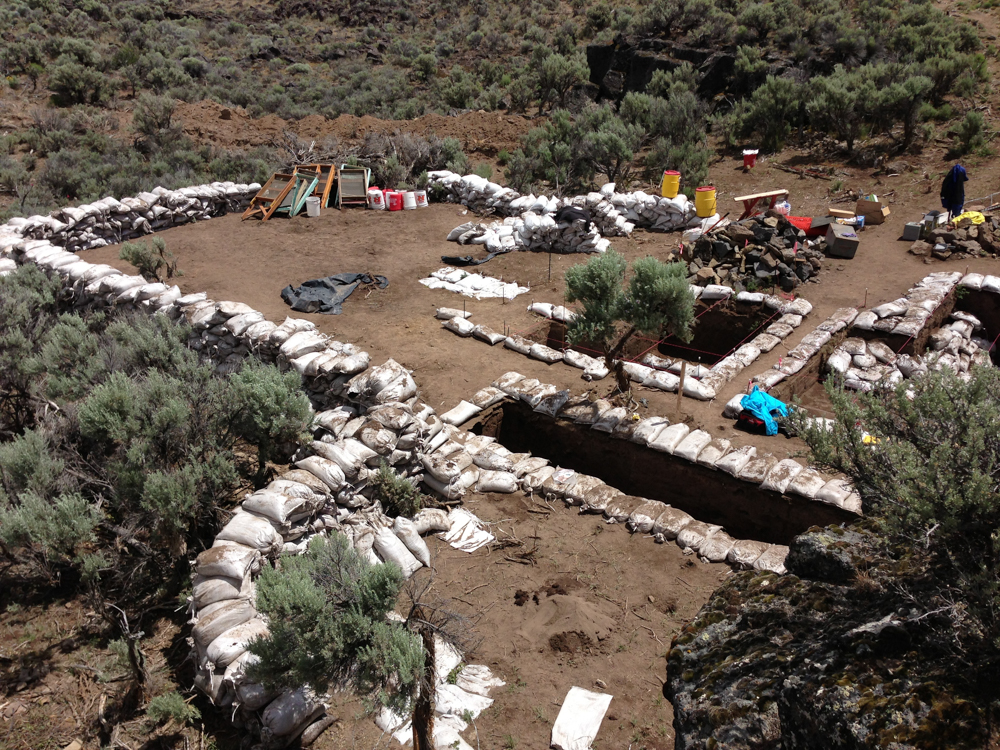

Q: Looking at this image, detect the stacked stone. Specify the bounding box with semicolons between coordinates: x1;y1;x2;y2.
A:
683;214;826;292
908;218;1000;261
11;182;259;253
427;170;697;238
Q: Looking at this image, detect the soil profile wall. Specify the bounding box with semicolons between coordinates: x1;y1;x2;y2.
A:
482;401;854;545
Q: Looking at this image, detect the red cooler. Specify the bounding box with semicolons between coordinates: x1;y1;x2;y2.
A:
386;191;403;211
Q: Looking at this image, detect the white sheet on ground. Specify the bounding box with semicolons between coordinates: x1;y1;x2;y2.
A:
550;686;613;750
437;507;494;552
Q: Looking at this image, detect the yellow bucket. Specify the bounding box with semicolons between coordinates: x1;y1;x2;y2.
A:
695;186;716;218
660;170;680;199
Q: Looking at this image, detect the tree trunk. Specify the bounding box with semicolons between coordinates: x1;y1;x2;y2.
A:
412;626;436;750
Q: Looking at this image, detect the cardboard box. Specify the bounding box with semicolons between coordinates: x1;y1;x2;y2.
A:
826;222;860;259
829;208;855;219
855;198;890;224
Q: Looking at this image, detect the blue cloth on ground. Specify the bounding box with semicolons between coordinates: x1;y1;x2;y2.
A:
740;386;789;436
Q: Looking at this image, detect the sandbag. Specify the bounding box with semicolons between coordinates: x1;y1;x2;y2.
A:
373;528;423;576
193;599;256;650
529;343;563;363
676;521;723;552
294;456;347;491
512;456;549;477
540;468;578;500
310;441;363;479
726;539;770;569
522;465;556;492
470;386;506;409
472;447;515;472
237;682;278;711
261;687;327;740
195;543;261;580
673;430;712;462
475;469;519;493
652;507;693;540
205;618;269;669
365;404;414;431
581;484;623;514
715;445;756;476
216;511;282;554
443;316;475;336
242;490;316;528
192;571;252;609
393;517;432;567
473;325;506;345
632;416;670;445
441;401;482;425
648;423;690;453
603;494;643;523
562;475;605;506
421;451;474;483
360;423;398;455
534;389;570;417
626;501;669;533
592;406;626;433
753;544;789;574
760;459;804;494
786;467;828;499
696;439;731;469
412;508;452;535
698;531;736;562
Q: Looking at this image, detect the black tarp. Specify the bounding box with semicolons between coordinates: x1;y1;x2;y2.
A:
280;273;388;314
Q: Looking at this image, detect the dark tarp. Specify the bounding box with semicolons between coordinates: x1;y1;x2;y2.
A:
280;273;388;315
441;250;508;266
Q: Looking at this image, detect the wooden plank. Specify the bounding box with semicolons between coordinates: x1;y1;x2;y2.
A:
242;173;297;221
300;164;337;208
733;189;788;202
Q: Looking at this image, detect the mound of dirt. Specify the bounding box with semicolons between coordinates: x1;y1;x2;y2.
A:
515;594;616;655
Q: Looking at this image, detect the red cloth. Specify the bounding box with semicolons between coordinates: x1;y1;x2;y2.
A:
787;215;812;232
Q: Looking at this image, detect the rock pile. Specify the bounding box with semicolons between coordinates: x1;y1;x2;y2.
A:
908;217;1000;261
679;213;827;292
10;182;258;253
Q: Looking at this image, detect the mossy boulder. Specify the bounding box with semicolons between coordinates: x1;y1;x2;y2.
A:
666;526;989;750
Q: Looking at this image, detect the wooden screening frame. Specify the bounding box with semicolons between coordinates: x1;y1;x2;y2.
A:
337;166;370;209
298;163;338;208
242;172;298;221
273;168;320;217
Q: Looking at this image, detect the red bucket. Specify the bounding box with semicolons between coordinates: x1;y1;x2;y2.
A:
386;191;403;211
743;149;759;168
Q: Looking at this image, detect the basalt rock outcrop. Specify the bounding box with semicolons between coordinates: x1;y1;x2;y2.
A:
666;526;989;750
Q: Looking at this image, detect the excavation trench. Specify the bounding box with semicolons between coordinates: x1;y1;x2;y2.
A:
475;400;855;545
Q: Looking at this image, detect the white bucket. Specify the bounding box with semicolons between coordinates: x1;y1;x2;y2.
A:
368;188;385;210
403;191;417;210
305;197;321;217
415;190;428;208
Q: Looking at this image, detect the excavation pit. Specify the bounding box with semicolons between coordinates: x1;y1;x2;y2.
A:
475;400;855;545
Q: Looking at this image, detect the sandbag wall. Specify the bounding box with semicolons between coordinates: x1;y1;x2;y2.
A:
427;171;700;248
9;182;259;253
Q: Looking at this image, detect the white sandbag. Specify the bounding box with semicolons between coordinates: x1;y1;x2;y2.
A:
193;599;256;649
192;572;252;609
237;682;277;711
470;385;507;409
632;416;670;445
726;539;770;569
723;393;746;418
393;517;432;567
436;307;472;320
472;447;515;472
739;454;777;484
651;507;693;540
522;465;556;492
216;511;282;553
827;350;852;375
421;451;474;483
195;543;261;580
673;430;712;462
472;325;506;345
676;521;723;552
374;370;417;404
786;467;828;499
503;335;533;355
294;456;346;491
373;528;423;576
412;508;453;535
550;686;613;750
441;400;482;425
205;618;269;669
475;469;519;494
529;342;563;363
714;445;756;476
753;544;789;574
534;389;571;417
682;377;716;401
528;302;555;318
697;438;731;469
760;459;804;494
242;490;316;527
815;478;854;507
562;475;605;506
443;316;475;336
310;441;363;478
643;370;680;392
698;531;736;562
623;362;653;382
626;501;669;534
261;687;327;740
648;423;690;453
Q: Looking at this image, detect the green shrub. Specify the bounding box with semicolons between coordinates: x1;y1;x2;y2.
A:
147;692;201;725
119;237;180;283
952;111;987;156
370;461;424;518
472;162;493;180
49;61;109;106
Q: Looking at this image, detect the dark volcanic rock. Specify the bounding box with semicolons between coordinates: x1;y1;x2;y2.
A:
666;526;989;750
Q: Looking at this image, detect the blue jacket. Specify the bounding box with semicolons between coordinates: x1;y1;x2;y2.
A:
941;164;968;213
740;386;789;436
